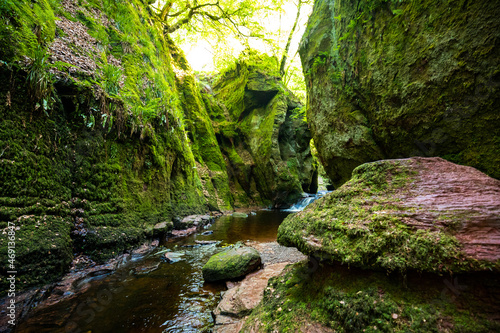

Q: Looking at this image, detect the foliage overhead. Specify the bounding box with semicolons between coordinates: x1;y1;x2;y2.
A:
150;0;312;102
153;0;283;38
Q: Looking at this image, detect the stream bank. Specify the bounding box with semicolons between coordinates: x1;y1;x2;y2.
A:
5;210;293;333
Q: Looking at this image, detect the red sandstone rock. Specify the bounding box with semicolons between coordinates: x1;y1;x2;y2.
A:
279;157;500;273
400;157;500;262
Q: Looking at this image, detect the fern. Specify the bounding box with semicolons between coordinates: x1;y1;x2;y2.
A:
26;45;55;114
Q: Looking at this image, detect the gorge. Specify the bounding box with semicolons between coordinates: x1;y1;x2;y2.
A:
1;0;499;332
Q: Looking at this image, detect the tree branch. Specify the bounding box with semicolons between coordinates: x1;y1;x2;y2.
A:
164;1;225;33
280;0;302;76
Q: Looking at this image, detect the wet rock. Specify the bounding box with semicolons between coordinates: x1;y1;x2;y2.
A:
202;246;261;282
153;221;173;237
69;254;96;272
171;226;197;238
182;244;201;248
132;243;156;256
232;212;248;218
195;240;218;245
214;321;245;333
212;211;224;217
215;263;289;318
278;157;500;273
164;252;185;263
174;214;214;229
133;262;160;274
201;230;214;236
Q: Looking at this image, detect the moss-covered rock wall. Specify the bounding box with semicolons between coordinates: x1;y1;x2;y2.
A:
209;52;318;208
0;0;228;291
0;64;207;288
300;0;500;187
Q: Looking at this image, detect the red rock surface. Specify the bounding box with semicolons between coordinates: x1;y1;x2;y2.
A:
400;157;500;262
278;157;500;273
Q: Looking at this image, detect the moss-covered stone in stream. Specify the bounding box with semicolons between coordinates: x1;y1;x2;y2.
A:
278;158;500;274
202;245;261;282
241;262;500;332
300;0;500;187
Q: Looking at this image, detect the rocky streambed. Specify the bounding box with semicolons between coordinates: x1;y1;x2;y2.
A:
3;210;292;333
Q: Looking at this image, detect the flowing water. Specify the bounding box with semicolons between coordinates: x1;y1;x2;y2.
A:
283;191;329;212
16;210;291;333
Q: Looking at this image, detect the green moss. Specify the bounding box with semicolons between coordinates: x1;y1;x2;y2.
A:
243;262;500;332
0;0;56;60
211;51;316;207
300;0;500;186
278;159;498;274
202;245;261;282
0;62;208;291
0;215;73;289
169;41;234;211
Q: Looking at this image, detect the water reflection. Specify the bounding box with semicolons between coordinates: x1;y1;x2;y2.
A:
17;210;290;333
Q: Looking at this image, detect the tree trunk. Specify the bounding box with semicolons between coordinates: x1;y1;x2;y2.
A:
279;0;302;77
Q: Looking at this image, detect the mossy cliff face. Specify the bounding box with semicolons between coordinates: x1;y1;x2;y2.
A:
210;53;317;207
300;0;500;187
0;0;231;291
168;41;234;212
278;157;500;274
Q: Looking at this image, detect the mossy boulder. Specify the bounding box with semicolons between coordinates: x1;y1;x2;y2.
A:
209;51;318;208
202;245;261;282
278;157;500;274
300;0;500;187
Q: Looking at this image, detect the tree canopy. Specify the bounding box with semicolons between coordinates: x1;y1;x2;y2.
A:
153;0;283;38
152;0;312;101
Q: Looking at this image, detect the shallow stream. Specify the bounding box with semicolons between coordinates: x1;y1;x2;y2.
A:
16;210;290;333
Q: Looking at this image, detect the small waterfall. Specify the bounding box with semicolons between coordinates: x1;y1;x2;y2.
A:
284;191;330;212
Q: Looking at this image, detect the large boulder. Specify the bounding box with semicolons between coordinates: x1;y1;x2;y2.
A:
202;245;261;282
206;51;318;207
300;0;500;187
278;157;500;273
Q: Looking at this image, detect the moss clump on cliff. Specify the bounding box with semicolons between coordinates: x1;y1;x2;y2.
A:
0;0;57;60
243;262;500;332
300;0;500;187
